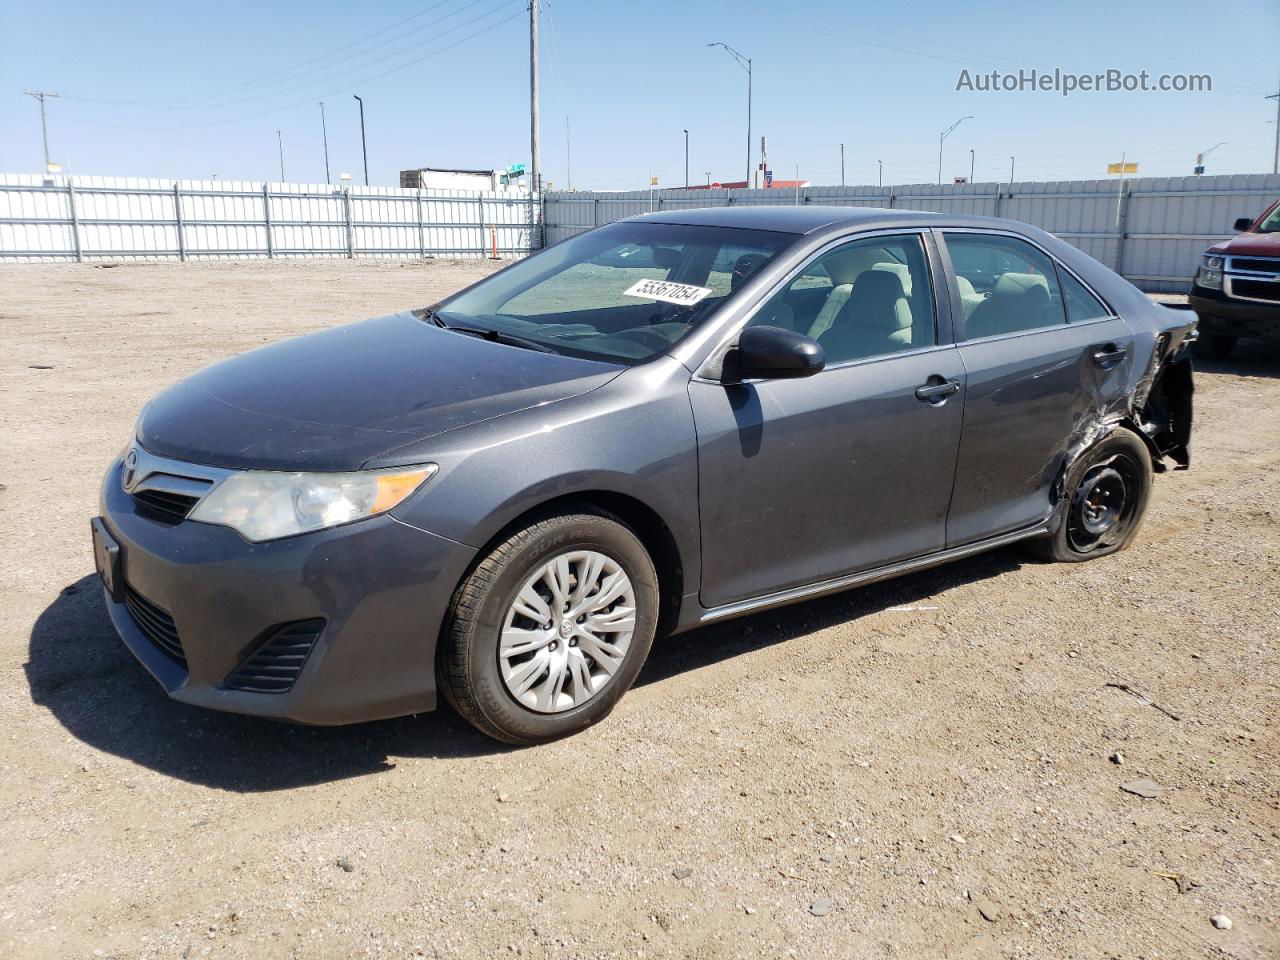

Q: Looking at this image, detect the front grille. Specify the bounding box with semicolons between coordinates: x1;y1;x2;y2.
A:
1231;279;1280;303
223;619;325;694
123;586;186;666
132;489;199;524
1228;256;1280;274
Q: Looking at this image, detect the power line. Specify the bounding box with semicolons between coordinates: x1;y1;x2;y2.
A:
61;0;466;106
71;11;524;131
60;0;515;111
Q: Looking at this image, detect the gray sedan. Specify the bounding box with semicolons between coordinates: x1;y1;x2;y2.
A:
93;206;1194;744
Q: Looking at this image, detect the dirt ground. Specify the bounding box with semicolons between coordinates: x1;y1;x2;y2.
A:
1;259;1277;960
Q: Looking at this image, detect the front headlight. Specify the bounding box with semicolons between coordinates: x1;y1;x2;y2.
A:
189;464;437;542
1196;254;1224;289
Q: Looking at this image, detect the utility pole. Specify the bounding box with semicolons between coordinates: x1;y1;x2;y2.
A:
276;129;285;181
760;135;768;189
1269;84;1280;174
530;0;541;197
683;128;689;189
705;171;711;187
1009;156;1015;187
708;43;752;189
938;116;973;184
353;95;368;185
319;102;331;183
878;159;883;188
23;90;58;172
566;116;572;191
840;143;845;187
969;148;975;182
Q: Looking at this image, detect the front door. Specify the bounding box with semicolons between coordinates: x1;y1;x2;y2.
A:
690;232;966;609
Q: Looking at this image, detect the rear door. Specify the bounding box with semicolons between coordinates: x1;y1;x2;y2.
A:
939;230;1137;546
690;230;967;609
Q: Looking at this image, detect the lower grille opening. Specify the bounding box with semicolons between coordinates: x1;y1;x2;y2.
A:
123;586;186;666
223;619;325;694
132;489;200;524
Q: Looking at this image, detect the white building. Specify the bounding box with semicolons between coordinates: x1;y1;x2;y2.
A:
400;166;528;193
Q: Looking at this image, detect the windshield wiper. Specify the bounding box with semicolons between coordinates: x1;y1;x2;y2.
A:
425;309;558;354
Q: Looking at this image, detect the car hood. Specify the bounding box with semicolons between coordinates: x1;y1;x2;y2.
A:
137;311;622;471
1206;232;1280;257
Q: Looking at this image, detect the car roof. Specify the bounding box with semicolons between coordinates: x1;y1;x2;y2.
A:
631;204;1030;236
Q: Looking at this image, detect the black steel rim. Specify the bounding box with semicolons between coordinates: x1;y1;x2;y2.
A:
1066;454;1140;553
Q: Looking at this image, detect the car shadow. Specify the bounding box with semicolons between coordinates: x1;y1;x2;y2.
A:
1193;338;1280;379
25;575;516;793
637;547;1023;688
29;549;1024;793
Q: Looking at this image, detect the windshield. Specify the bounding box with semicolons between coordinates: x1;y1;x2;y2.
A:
432;221;794;364
1256;201;1280;233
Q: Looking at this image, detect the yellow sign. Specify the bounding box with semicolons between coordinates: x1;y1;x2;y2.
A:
46;162;61;173
1107;162;1138;174
649;176;659;186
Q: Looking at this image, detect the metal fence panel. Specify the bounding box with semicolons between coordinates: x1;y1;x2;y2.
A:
0;172;538;263
544;174;1280;292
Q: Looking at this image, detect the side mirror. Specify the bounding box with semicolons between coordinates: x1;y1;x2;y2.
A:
1233;216;1254;232
724;325;825;381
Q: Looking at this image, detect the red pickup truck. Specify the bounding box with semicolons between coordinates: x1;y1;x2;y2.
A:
1188;198;1280;358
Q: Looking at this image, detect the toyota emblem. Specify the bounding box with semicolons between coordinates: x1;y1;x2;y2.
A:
122;449;139;491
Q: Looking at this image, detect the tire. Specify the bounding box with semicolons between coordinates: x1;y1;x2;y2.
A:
1191;333;1236;360
440;508;659;745
1026;428;1153;563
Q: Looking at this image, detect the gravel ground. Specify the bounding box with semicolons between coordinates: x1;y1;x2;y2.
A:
1;260;1277;960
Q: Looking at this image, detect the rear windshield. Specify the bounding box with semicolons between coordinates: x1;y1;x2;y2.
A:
434;221;794;364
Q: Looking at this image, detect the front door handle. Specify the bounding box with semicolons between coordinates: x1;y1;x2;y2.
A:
1092;344;1128;368
915;377;961;404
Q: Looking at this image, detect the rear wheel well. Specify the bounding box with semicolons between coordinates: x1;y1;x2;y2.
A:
466;492;685;637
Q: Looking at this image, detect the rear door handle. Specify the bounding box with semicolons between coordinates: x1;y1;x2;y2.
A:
1092;344;1128;367
915;378;961;403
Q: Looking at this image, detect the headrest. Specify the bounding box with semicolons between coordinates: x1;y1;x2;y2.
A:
844;269;910;331
731;253;769;291
993;272;1049;300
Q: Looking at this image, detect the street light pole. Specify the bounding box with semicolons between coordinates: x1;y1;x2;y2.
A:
353;95;368;186
878;159;883;188
840;143;845;187
276;129;285;181
1195;141;1227;175
683;128;689;189
969;148;975;182
319;102;331;184
938;115;973;185
708;42;752;189
23;90;58;172
530;0;541;196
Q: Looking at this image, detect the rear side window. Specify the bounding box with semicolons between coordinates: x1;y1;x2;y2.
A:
1058;267;1111;322
944;233;1066;339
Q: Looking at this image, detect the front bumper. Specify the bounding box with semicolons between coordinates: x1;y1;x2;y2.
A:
97;457;477;725
1188;284;1280;339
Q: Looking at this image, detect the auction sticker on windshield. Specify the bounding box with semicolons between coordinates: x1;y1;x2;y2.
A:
623;278;713;307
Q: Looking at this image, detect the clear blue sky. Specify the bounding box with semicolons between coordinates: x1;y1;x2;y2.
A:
2;0;1277;189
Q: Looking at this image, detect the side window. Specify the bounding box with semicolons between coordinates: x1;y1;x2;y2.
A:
1058;267;1111;322
944;233;1067;339
746;234;936;365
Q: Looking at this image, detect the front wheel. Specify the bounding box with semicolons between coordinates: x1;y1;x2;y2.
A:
1027;428;1153;563
440;509;659;745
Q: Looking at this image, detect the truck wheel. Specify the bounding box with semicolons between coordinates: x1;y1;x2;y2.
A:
440;508;659;745
1027;428;1153;563
1191;333;1236;360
